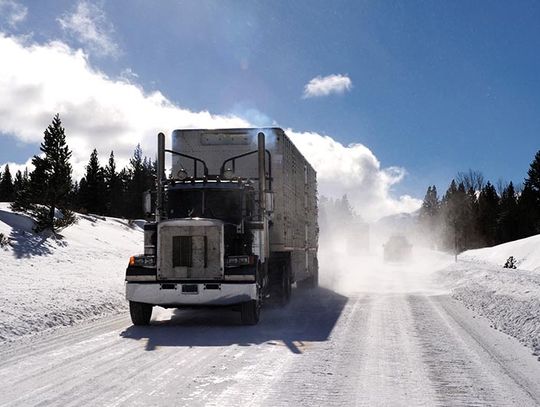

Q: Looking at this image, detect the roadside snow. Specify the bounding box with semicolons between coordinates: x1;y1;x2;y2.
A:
460;234;540;273
437;234;540;356
0;203;142;343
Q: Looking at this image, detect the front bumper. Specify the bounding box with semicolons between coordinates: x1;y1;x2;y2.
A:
125;282;257;306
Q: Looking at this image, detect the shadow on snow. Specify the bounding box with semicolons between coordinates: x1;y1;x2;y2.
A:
8;229;56;258
0;209;64;258
120;286;348;354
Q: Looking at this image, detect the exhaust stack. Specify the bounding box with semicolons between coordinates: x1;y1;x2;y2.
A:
156;132;165;222
258;132;266;219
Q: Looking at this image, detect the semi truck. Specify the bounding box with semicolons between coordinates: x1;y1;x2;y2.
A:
125;128;318;325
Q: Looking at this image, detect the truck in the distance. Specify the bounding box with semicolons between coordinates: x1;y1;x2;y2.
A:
125;128;318;325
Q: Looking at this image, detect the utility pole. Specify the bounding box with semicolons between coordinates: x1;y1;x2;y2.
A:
454;219;458;263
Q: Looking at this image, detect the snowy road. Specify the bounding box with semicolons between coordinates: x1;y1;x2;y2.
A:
2;262;540;406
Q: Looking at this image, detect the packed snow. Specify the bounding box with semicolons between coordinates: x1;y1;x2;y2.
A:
1;199;539;362
2;202;540;405
437;234;540;356
0;203;142;343
3;237;540;406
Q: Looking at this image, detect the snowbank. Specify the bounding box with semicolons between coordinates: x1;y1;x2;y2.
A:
460;234;540;273
0;203;143;343
437;235;540;356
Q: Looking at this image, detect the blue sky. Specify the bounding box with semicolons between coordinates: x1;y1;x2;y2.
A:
1;1;539;217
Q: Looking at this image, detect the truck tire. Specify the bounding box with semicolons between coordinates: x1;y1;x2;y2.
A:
241;300;260;325
296;278;309;289
296;258;319;290
310;266;319;289
129;301;153;326
297;269;318;289
280;267;292;306
267;258;291;306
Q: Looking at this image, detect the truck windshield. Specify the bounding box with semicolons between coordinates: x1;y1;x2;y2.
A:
167;188;244;223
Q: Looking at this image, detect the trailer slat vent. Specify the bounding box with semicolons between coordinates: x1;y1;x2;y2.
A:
204;235;208;268
172;236;192;267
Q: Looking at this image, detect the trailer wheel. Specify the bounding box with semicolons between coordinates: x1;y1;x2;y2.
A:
310;266;319;289
241;300;260;325
129;301;153;326
297;270;318;289
298;257;318;289
280;266;292;305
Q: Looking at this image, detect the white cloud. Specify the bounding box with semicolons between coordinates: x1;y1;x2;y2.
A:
119;68;139;83
0;34;419;221
289;130;421;220
303;74;352;98
0;34;248;179
0;0;27;27
57;1;119;57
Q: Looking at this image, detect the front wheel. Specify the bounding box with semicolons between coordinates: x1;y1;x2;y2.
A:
129;301;153;326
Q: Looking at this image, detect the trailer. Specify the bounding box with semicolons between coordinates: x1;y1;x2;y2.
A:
125;128;318;325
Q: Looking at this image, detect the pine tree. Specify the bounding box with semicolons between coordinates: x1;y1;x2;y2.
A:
517;184;537;238
78;149;107;215
0;164;14;202
419;185;440;247
70;180;80;209
13;114;75;232
441;181;457;251
13;169;24;195
497;182;519;243
104;151;124;217
465;186;481;248
118;167;132;216
477;181;499;246
441;180;471;252
125;145;155;218
11;168;30;211
420;186;440;217
442;181;480;250
525;150;540;194
522;150;540;234
454;183;473;250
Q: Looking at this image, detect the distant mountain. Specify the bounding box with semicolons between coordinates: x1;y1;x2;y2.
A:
373;210;419;231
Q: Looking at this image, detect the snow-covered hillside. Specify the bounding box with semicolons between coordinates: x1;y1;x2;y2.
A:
461;234;540;272
0;203;142;343
438;234;540;356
